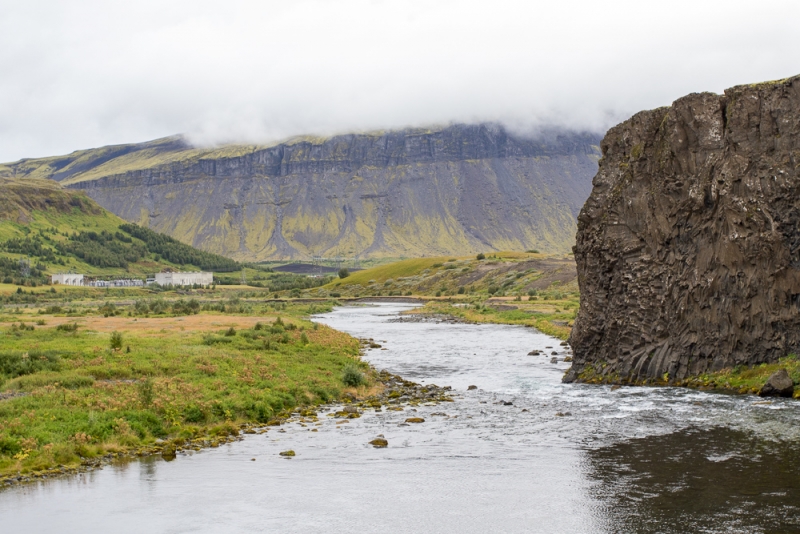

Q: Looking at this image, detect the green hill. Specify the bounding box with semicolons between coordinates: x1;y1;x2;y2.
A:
0;177;239;286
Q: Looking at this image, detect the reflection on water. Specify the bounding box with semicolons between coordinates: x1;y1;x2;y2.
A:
1;304;799;533
587;427;800;534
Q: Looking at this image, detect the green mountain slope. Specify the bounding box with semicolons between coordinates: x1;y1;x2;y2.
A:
1;124;601;261
0;177;239;285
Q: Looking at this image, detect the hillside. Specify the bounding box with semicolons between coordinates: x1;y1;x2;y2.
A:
324;252;577;298
0;178;239;285
1;124;601;261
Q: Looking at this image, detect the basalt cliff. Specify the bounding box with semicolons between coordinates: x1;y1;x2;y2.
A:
0;124;600;261
565;75;800;384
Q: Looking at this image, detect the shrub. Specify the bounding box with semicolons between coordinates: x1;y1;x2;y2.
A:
224;327;236;337
342;364;366;387
110;331;123;351
476;253;485;260
457;286;465;294
338;268;350;279
5;372;94;391
487;285;499;295
184;405;206;423
270;324;285;334
330;292;341;298
56;322;79;332
300;332;309;345
137;378;154;407
0;350;61;379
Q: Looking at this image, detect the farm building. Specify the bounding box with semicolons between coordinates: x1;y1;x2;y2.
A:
51;273;84;286
153;271;213;287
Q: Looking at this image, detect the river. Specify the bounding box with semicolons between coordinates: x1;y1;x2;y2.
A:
2;303;799;533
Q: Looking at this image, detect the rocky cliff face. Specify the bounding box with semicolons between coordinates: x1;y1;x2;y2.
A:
1;124;600;260
565;75;800;384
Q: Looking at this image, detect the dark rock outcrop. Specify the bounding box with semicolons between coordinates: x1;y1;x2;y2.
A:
565;75;800;384
758;369;795;397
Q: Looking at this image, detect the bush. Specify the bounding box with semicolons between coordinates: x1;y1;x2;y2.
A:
5;372;94;391
184;405;206;423
56;322;79;332
110;331;123;351
224;327;237;337
202;335;232;345
487;285;499;295
300;332;309;345
0;350;61;379
457;286;465;294
137;378;154;407
338;268;350;279
342;364;366;387
476;253;485;260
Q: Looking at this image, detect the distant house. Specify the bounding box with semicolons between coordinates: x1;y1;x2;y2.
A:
51;273;84;286
86;279;144;288
152;271;213;287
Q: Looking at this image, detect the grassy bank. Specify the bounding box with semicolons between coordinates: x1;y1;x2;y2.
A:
409;297;578;341
0;300;365;479
681;356;800;398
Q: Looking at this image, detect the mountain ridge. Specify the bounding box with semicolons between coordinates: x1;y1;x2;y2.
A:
2;124;602;261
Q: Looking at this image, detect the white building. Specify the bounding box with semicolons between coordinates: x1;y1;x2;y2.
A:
153;271;213;287
51;273;84;286
86;279;144;288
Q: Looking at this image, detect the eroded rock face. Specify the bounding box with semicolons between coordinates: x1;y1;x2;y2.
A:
565;75;800;384
1;125;601;260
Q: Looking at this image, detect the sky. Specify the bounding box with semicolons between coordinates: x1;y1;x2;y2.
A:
1;0;799;162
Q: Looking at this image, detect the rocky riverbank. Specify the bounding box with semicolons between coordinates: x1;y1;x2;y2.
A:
1;368;453;489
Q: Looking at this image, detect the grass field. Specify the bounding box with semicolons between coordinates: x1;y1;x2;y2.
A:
0;299;365;479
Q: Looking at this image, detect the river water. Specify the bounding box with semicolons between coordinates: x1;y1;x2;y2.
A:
2;303;800;533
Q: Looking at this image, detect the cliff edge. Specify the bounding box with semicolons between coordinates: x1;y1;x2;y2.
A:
1;124;601;261
565;75;800;384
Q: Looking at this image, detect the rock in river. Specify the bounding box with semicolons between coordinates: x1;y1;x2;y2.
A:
369;437;389;448
405;417;425;424
758;369;795;398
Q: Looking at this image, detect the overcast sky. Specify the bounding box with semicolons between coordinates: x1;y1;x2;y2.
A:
1;0;798;162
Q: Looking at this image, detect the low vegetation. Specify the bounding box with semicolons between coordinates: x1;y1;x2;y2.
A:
0;296;367;479
682;356;800;397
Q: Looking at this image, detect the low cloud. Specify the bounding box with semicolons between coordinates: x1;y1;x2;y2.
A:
1;0;799;161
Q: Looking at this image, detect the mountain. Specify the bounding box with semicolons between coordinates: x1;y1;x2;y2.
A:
0;177;239;284
565;74;800;385
0;124;601;261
